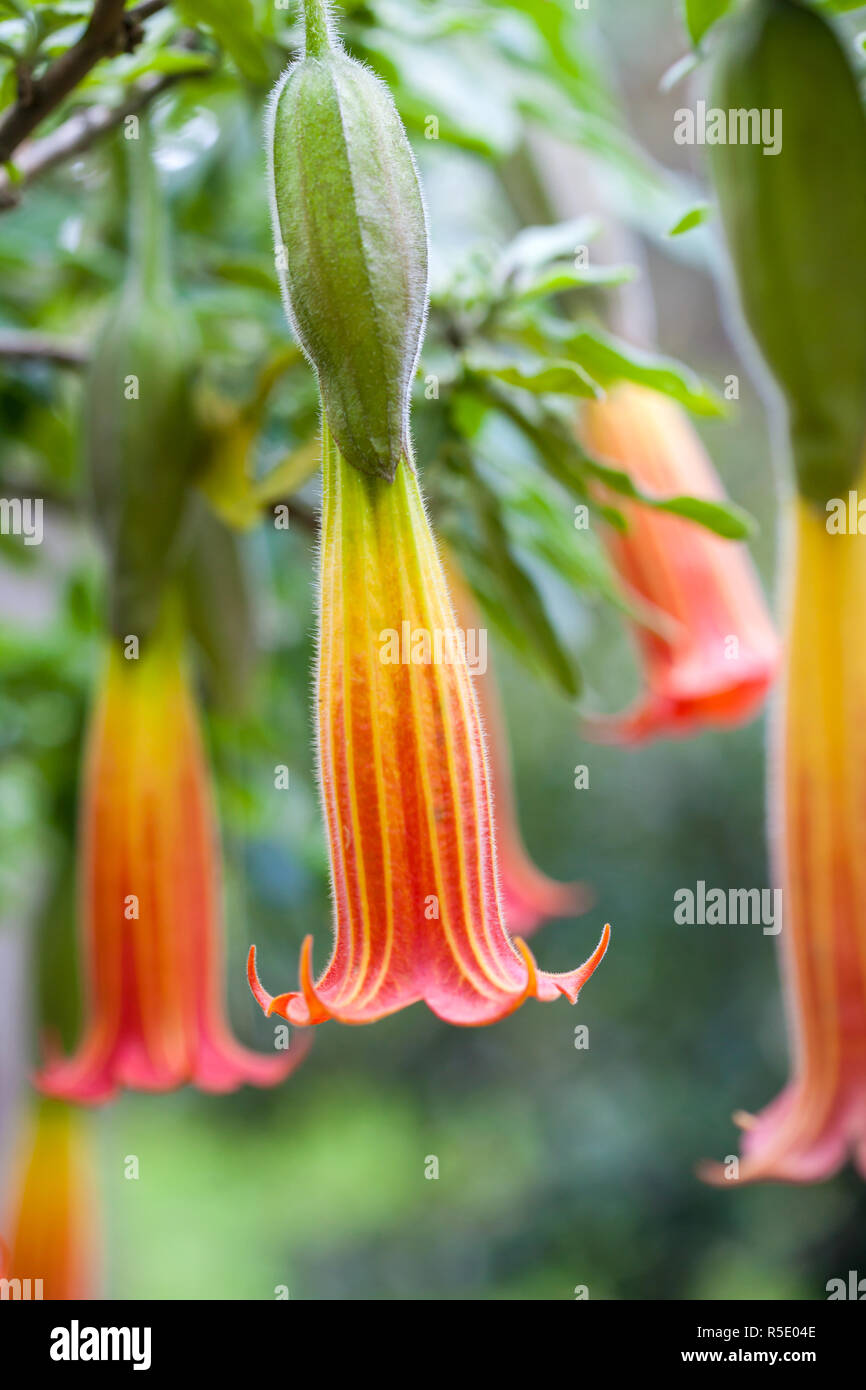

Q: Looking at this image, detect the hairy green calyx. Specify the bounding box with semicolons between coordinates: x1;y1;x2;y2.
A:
268;16;428;481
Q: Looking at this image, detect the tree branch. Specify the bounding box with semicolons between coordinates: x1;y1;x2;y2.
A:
0;0;168;166
0;66;208;210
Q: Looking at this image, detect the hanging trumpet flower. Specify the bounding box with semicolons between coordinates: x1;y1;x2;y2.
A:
578;384;778;744
704;0;866;1182
34;123;305;1103
2;1100;98;1299
39;613;305;1102
703;500;866;1182
248;0;609;1027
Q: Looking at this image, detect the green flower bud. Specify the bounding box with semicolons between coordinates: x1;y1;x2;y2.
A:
86;130;199;640
711;0;866;505
267;8;428;481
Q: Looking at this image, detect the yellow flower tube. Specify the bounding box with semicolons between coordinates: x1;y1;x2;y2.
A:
704;494;866;1181
2;1100;98;1300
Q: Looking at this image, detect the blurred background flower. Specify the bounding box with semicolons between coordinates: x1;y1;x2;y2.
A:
578;383;778;744
39;609;306;1102
2;1099;99;1300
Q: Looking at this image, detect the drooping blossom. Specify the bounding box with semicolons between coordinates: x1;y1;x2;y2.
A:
443;554;589;936
2;1099;98;1299
39;612;307;1103
702;498;866;1183
248;431;610;1027
578;384;779;743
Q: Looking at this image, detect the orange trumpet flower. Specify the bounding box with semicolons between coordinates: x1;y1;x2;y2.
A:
703;498;866;1183
248;431;610;1026
2;1099;98;1300
39;613;306;1103
578;384;779;743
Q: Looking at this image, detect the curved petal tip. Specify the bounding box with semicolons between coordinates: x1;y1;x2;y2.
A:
246;945;276;1014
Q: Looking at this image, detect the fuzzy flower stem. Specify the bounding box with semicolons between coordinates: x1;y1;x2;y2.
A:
303;0;332;57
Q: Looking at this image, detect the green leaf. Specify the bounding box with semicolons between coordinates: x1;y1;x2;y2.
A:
365;0;493;42
512;259;636;301
208;257;279;293
33;1;92;14
493;477;626;609
561;328;726;417
468;357;602;399
30;1;93;41
581;456;755;540
496;217;599;279
0;17;28;55
118;50;216;81
651;493;755;540
176;0;271;83
461;472;580;699
668;202;711;237
182;499;255;712
682;0;733;48
363;29;521;156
